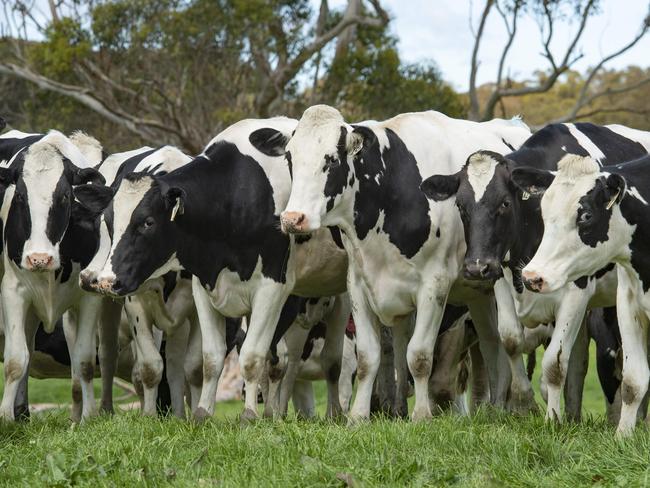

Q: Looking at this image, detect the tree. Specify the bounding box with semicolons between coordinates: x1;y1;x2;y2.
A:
0;0;390;153
467;0;650;122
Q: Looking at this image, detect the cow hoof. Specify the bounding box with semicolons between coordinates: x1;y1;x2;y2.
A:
193;407;212;423
346;414;369;427
100;405;115;416
240;408;258;425
411;407;432;423
507;390;538;415
262;406;275;419
14;405;30;422
544;408;561;424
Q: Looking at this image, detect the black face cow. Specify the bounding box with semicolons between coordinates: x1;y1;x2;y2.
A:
76;117;349;422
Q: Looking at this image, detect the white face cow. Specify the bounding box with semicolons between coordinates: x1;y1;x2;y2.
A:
512;154;629;293
278;105;364;233
0;131;104;272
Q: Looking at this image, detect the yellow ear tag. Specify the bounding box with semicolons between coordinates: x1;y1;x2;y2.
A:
606;188;621;210
170;198;183;221
521;191;530;201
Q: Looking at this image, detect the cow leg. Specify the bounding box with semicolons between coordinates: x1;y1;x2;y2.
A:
393;316;412;418
468;338;489;409
72;295;104;420
616;273;648;436
98;298;122;415
320;294;349;418
467;293;510;407
564;319;589;422
165;320;189;418
0;280;32;421
14;317;38;421
125;296;163;416
408;279;451;422
338;334;357;413
493;279;535;412
373;326;396;416
62;312;83;422
429;317;465;414
264;339;287;418
347;267;382;422
192;278;227;420
541;289;590;423
292;379;315;419
238;285;290;423
278;324;310;417
184;312;203;413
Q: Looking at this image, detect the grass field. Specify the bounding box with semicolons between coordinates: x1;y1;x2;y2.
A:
0;344;647;487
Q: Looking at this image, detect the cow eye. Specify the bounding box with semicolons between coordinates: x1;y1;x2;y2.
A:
501;200;510;208
143;217;155;229
61;193;69;203
324;155;340;170
578;211;592;225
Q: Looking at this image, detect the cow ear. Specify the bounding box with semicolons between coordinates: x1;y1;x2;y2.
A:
249;128;290;157
420;173;460;201
346;131;364;157
73;184;114;214
0;167;17;187
73;167;106;186
604;173;626;209
510;167;555;196
162;186;186;221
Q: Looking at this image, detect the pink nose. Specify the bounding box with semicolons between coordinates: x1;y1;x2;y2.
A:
96;278;115;293
26;253;54;270
522;271;546;293
280;211;308;233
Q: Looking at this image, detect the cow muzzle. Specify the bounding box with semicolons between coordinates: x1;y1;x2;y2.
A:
522;271;547;293
280;211;309;234
84;272;122;296
463;259;502;281
25;253;55;271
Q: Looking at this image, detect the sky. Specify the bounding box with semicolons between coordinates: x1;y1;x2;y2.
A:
322;0;650;91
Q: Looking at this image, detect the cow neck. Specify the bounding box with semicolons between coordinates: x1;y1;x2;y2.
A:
159;143;291;289
610;162;650;291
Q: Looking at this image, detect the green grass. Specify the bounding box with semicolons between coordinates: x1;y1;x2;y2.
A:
0;343;642;487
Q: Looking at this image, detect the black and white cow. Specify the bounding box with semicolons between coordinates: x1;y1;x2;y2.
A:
511;153;650;435
77;145;210;418
275;105;531;421
73;117;349;421
421;123;650;421
0;128;123;422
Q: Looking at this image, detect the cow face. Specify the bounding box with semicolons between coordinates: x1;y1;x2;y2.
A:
514;155;626;293
76;174;183;296
421;151;516;281
0;139;104;272
277;105;363;234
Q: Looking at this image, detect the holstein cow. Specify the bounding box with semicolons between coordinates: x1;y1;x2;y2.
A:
421;123;650;421
512;153;650;435
276;105;531;421
77;145;207;418
73;117;349;421
0;128;121;422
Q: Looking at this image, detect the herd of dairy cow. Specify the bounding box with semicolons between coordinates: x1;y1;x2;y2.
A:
1;103;650;436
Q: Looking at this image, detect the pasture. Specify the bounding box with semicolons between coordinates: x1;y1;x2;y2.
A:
1;345;647;487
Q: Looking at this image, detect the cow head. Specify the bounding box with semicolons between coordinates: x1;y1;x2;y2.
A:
1;132;104;272
421;150;518;281
514;154;627;293
252;105;362;234
76;172;185;296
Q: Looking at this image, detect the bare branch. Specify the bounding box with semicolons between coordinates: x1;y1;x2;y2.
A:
553;18;650;123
